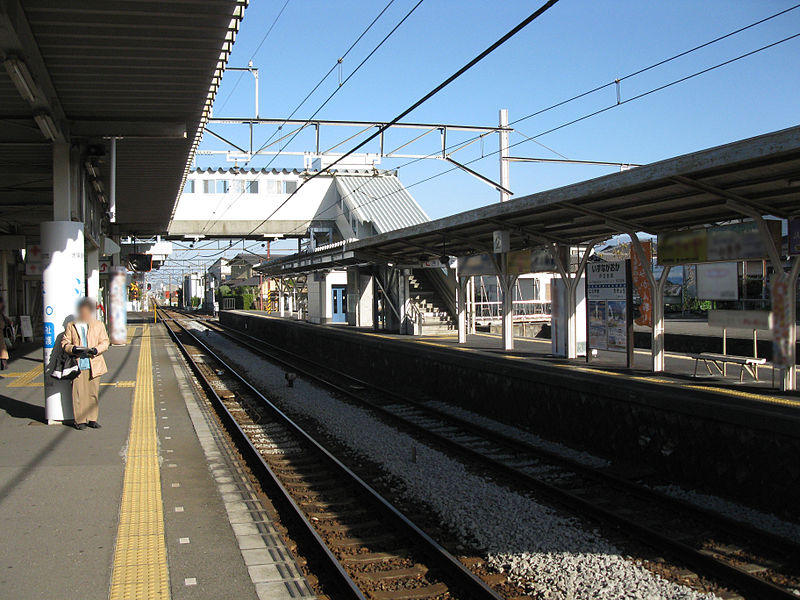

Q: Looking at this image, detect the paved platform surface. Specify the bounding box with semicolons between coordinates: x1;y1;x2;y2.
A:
239;311;800;412
0;314;312;600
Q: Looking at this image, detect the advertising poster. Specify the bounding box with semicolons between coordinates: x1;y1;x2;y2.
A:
771;277;792;368
606;300;628;351
506;249;532;276
658;221;781;265
630;240;652;327
588;301;608;350
697;262;738;301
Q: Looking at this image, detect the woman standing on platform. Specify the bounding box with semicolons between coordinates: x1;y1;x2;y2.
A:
62;298;109;430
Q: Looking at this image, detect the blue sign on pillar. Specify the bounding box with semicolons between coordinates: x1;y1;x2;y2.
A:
43;322;54;348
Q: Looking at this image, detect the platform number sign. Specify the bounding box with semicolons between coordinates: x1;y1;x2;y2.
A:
585;260;634;368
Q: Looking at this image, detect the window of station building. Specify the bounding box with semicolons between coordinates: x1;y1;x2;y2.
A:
183;179;195;194
283;180;298;194
202;179;213;194
230;180;244;194
246;180;259;194
265;180;281;194
215;179;230;194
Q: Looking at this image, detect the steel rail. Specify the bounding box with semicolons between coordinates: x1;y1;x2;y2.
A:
163;318;367;600
197;315;799;600
163;312;505;600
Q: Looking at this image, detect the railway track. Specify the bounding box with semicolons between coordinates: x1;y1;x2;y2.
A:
174;311;800;600
162;312;506;600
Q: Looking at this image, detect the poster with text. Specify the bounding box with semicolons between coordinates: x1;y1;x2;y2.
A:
588;301;608;350
606;300;628;352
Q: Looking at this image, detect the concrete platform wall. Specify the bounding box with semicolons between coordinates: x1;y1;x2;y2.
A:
222;311;800;513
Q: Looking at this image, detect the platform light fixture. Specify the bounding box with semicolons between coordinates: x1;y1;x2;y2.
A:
3;57;39;104
33;112;60;141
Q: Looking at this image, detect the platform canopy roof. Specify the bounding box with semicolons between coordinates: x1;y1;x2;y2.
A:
0;0;246;238
259;125;800;275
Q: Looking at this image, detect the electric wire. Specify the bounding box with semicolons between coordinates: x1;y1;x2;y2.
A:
296;1;800;220
268;28;800;242
241;0;561;238
216;0;293;113
199;0;411;234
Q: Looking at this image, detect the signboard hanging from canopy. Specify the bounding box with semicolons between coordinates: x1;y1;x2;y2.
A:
657;220;781;265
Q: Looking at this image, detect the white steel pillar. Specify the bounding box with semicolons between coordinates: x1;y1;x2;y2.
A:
550;240;601;359
499;109;510;203
468;276;476;334
499;274;516;351
775;257;800;391
628;232;670;372
42;221;84;423
398;269;412;335
456;276;468;344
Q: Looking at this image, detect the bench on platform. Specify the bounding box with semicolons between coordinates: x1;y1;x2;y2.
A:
692;352;767;382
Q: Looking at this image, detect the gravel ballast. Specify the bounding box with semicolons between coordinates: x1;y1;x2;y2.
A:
191;324;718;599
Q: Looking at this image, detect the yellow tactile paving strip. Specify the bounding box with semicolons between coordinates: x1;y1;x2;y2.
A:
109;325;170;600
7;363;43;387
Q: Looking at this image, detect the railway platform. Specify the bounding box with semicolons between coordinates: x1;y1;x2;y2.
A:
0;314;313;600
221;310;800;514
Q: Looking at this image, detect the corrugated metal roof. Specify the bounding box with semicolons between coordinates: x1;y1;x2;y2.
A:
335;174;429;235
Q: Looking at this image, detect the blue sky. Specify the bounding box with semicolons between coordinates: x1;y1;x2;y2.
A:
167;0;800;272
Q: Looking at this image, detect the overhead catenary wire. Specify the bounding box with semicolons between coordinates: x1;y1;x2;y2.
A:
192;1;799;269
242;0;562;239
286;1;800;224
269;28;800;239
200;0;413;234
216;0;293;113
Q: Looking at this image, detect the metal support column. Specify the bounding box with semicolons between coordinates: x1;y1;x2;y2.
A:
628;232;671;372
499;273;516;351
398;268;412;335
550;240;601;359
777;257;800;391
499;109;510;203
457;276;468;344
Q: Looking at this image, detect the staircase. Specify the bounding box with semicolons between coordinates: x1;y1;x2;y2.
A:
408;270;457;335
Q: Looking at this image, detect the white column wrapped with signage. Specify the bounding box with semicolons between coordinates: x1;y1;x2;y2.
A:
41;221;85;423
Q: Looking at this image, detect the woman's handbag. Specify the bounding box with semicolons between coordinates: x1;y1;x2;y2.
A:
51;349;80;380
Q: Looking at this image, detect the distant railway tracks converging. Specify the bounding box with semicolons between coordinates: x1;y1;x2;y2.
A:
162;310;800;599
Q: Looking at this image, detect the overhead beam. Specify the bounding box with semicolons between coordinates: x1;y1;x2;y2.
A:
70;120;187;138
670;175;787;218
208;117;505;133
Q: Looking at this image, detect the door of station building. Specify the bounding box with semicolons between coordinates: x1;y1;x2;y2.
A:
331;285;347;323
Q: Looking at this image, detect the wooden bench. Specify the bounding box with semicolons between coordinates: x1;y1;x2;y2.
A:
692;352;767;382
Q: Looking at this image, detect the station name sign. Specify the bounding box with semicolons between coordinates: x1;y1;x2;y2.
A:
657;220;781;265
